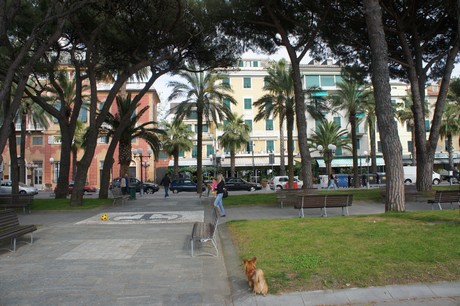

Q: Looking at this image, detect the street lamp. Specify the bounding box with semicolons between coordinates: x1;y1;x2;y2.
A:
26;162;38;186
133;148;153;196
49;157;58;184
251;141;256;183
142;161;149;182
317;144;336;178
363;150;370;189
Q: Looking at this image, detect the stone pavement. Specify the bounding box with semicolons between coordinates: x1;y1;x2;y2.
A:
0;191;459;305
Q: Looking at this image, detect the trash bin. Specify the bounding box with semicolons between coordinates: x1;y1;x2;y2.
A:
128;186;136;200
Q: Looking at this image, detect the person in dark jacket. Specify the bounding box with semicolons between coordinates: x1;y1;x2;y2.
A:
213;174;226;217
160;174;171;198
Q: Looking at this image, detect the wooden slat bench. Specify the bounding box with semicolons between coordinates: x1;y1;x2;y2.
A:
0;194;34;214
276;188;318;208
427;190;460;210
190;207;219;257
0;209;37;252
295;194;353;217
111;187;129;206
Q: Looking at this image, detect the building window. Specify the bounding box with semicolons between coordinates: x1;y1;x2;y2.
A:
244;120;253;131
223;120;228;127
186;111;197;119
266;119;274;130
305;75;320;88
377;141;382;152
356;139;361;150
159;151;169;159
266;140;274;153
333;117;341;128
408;141;413;153
425;120;430;131
320;75;335;86
243;77;251;88
78;105;88;122
406;121;411;132
335;147;343;156
32;136;43;145
252;61;259;67
206;145;214;157
222;77;230;85
315;119;322;133
98;136;109;144
191;146;197;158
244;98;252;109
195;124;208;133
223;98;231;109
238;60;244;67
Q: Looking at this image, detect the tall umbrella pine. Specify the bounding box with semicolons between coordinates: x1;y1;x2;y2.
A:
168;67;236;194
103;94;164;177
329;76;370;188
219;113;251;177
161;121;194;179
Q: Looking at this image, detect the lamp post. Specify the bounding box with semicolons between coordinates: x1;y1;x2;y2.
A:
49;157;57;185
142;161;149;182
363;150;370;189
133;148;153;197
26;162;38;186
251;141;256;183
317;144;336;178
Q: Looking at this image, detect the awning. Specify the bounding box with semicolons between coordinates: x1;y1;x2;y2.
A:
316;157;385;168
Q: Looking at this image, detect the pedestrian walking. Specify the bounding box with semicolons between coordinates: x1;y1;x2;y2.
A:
213;174;226;217
160;173;171;198
327;173;338;190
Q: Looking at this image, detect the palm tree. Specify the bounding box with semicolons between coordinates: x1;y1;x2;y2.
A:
308;121;352;178
168;66;235;194
439;102;460;174
329;75;370;188
103;94;164;176
17;98;51;183
254;59;293;177
219;113;251;177
161;121;194;179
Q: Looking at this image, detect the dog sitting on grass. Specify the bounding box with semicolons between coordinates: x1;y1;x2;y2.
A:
243;257;268;296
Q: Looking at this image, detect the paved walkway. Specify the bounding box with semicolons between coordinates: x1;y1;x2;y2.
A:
0;192;459;305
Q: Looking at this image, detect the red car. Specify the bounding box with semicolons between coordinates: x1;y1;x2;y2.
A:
54;182;97;194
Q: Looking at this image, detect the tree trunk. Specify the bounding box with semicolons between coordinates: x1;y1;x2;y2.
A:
286;113;294;187
173;152;179;179
8;122;20;194
369;119;377;173
19;114;26;183
351;113;360;188
230;149;236;177
290;59;313;188
54;124;72;199
364;0;405;211
196;109;204;194
119;141;132;177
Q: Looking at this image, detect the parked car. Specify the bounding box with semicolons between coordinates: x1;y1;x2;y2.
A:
269;176;303;190
225;177;262;191
0;181;38;195
111;177;159;194
54;182;98;194
170;178;206;193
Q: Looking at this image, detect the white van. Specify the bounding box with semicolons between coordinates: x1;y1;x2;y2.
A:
403;166;441;185
269;176;303;190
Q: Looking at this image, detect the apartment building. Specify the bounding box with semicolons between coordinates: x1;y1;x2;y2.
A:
168;58;458;178
1;82;162;190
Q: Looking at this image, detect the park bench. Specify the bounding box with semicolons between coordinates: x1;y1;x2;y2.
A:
276;188;317;208
0;209;37;252
0;194;34;214
295;194;353;217
111;187;129;206
427;190;460;210
190;207;219;257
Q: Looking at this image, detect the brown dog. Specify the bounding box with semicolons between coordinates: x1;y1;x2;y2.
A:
243;257;268;296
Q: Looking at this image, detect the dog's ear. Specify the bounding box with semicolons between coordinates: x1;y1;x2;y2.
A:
243;259;248;264
252;257;257;262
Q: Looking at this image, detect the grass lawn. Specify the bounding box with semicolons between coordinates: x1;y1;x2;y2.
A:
227;210;460;294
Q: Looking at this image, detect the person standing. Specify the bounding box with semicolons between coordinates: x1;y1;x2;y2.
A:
213;174;226;217
160;173;171;198
120;173;128;195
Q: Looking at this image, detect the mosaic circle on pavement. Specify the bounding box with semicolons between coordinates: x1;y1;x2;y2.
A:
76;211;204;225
